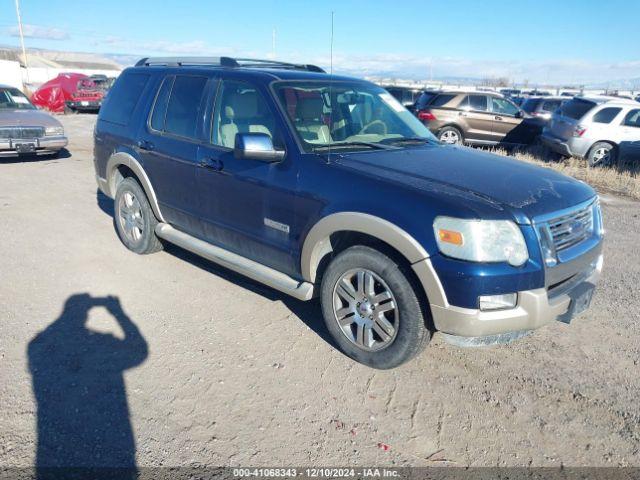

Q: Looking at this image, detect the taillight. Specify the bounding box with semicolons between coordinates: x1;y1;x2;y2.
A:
573;125;587;137
418;109;436;121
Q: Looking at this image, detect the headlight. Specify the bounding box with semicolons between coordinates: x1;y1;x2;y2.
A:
433;216;529;266
45;126;64;136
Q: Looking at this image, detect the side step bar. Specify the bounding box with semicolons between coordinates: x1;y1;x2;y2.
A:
155;223;315;301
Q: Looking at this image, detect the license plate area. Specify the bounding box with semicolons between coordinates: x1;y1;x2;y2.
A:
557;283;595;324
14;142;37;153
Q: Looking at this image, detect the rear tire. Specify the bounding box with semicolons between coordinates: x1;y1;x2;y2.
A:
437;126;464;145
320;246;431;369
587;141;616;167
114;177;163;254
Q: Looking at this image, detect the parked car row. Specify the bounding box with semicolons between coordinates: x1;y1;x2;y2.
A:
541;96;640;166
411;90;543;146
393;83;640;166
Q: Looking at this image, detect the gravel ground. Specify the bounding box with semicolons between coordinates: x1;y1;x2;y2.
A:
0;114;638;468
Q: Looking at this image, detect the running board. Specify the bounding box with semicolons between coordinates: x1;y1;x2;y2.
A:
155;223;315;301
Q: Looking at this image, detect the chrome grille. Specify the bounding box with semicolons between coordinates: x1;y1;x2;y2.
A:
547;203;594;252
0;126;45;140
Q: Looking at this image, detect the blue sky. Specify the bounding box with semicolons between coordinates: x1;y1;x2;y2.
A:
1;0;639;85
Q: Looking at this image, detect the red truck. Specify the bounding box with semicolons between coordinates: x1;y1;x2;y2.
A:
65;75;114;113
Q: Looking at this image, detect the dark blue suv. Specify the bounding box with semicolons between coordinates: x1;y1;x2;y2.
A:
94;57;603;369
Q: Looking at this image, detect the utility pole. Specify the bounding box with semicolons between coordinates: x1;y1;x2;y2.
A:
14;0;30;85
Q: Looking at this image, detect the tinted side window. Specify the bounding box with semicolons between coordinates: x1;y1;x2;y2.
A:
430;94;457;108
465;95;488;112
150;76;174;131
100;72;150;126
491;97;520;116
623;109;640;128
164;75;208;139
592;107;622;124
560;99;596;120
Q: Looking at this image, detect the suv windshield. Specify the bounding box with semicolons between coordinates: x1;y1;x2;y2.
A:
0;87;36;110
273;81;436;152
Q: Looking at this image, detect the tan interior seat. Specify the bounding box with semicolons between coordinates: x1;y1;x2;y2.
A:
219;91;273;148
295;97;331;144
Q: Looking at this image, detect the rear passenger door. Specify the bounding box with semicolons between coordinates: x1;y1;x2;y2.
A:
195;78;301;277
136;74;211;236
459;94;494;143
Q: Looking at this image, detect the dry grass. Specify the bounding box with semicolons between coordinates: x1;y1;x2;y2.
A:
492;145;640;200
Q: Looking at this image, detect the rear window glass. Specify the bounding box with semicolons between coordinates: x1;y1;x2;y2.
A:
416;92;437;109
592;107;622;124
521;98;540;113
100;72;150;125
559;99;595;120
542;100;562;112
429;94;457;107
164;75;208;139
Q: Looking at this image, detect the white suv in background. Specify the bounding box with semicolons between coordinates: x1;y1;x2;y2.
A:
541;96;640;166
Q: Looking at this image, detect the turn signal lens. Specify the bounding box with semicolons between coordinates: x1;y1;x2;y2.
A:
438;229;463;245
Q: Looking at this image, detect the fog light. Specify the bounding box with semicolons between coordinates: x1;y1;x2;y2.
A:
479;293;517;311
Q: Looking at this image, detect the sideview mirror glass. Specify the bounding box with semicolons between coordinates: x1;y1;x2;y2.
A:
234;133;285;162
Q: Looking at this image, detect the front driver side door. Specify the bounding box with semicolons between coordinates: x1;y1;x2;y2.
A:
490;96;523;144
195;78;301;277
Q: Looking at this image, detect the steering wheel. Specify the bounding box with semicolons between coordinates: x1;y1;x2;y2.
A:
359;120;387;136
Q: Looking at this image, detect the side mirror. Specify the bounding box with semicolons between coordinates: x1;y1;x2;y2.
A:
515;110;525;119
234;133;285;162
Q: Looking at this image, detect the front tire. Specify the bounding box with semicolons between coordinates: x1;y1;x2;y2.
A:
114;177;163;254
320;246;430;369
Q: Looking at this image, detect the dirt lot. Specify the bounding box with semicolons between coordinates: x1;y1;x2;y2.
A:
1;114;639;468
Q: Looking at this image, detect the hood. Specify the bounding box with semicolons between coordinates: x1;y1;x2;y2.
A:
0;109;62;128
333;144;595;224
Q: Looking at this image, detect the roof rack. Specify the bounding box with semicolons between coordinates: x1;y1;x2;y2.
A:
134;56;326;73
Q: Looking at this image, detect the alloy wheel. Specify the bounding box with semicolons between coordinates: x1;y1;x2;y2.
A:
118;191;145;244
440;130;460;144
332;269;399;351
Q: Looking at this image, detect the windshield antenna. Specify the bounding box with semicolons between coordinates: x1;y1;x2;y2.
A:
327;11;334;163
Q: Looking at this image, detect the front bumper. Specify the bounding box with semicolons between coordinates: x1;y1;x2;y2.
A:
66;100;102;110
0;136;68;157
413;242;603;339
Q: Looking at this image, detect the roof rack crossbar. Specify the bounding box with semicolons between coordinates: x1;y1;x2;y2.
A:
135;56;325;73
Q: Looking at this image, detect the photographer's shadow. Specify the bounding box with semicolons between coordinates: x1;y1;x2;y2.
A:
28;294;147;477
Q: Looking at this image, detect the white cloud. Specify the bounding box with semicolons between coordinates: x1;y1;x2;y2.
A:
8;24;68;41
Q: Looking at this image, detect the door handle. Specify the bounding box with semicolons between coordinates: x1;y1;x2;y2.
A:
494;116;503;121
459;112;468;117
199;157;223;171
137;140;154;151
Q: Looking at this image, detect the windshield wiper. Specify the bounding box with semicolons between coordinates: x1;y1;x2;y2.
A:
380;137;433;145
313;141;395;152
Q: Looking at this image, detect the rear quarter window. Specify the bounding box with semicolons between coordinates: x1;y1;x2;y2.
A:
559;99;596;120
592;107;622;124
99;72;150;126
429;94;458;108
